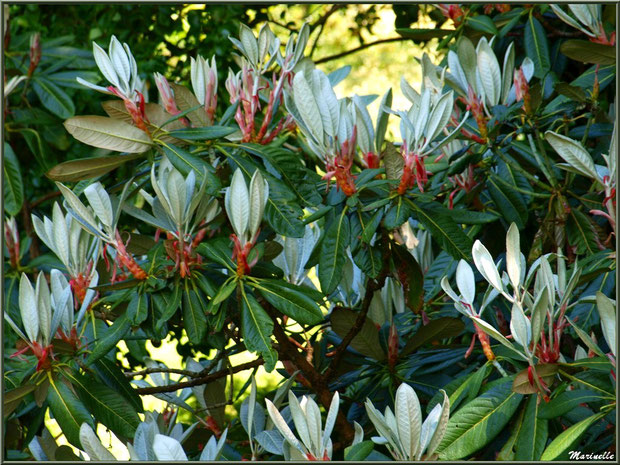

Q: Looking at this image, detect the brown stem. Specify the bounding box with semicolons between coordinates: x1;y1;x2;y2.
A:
314;37;409;64
134;359;263;395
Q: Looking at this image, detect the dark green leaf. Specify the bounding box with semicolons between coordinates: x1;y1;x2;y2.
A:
127;292;148;325
64;371;140;439
540;412;605;460
438;378;523;460
361;210;383;243
384;196;411;229
167;125;236;140
183;287;207;344
32;77;75;119
240;290;277;372
410;202;472;260
197;238;235;270
515;394;548;460
255;279;323;325
85;313;131;366
93;357;144;413
538;390;609;419
560;40;615;65
401;317;464;356
554;83;587;102
3;143;24;216
487;175;527;229
344;440;374;461
47;378;94;448
330;307;386;361
319;211;350;294
392;244;424;313
466;15;499;34
524;14;551;78
567;209;598;255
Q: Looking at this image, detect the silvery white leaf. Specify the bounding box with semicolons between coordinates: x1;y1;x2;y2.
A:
225;169;250;239
312;69;340;138
426;390;450;457
52;202;70;267
56;183;101;237
152;434;187;460
166;169;187;226
352;421;364;446
248;170;268;239
190;56;206;105
472;240;505;295
501;42;515;104
255;429;285;455
287;391;312;451
395;383;421;460
455;260;476;306
545;131;599;180
418;403;441;459
239;24;259;65
568;4;596;30
596;292;616;357
530;285;549;348
522;57;535;82
322;391;339;451
305;396;322;454
19;273;39;342
265;399;305;453
109;36;131;94
505;223;522;291
510;302;531;350
477;39;501;107
133;421;158;461
292;72;324;142
92;41;119;89
550;5;594;36
84;183;113;230
79;423;116;461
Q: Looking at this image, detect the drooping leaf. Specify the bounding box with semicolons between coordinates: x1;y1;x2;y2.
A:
182;287;207;344
64;116;152;153
560;40;615;65
318;211;350;294
330;307;386;361
438;378;523;460
64;371;140;440
512;364;559;394
167;125;236;141
515;394;548;460
540;413;605;460
46;154;143;182
85;313;132;366
32;77;75;119
538;390;609;419
401;317;465;356
93;357;144;413
240;290;277;372
47;378;94;448
162;144;221;196
524;14;551;78
3;143;24;216
255;279;323;325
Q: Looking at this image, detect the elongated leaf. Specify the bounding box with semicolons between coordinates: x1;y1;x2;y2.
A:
79;423;116;461
345;440;374;461
32;77;75;119
241;290;277;372
64;116;152;153
524;15;551;78
540;413;605;460
85;313;131;366
255;280;323;325
515;394;548;460
566;209;598;254
183;288;207;344
596;292;615;357
560;40;615;65
330;307;386;361
65;371;140;439
153;434;188;460
318;211;350;294
538;389;608;419
401;317;464;356
162;144;220;195
47;378;94;448
411;202;472;261
487;175;527;229
392;244;424;313
46;154;142;182
168;126;236;141
544;132;598;180
3;143;24;216
93;357;143;413
396;383;422;459
438;379;523;460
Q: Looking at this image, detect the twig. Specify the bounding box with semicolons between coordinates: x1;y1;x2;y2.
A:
314;37;409;64
124;367;202;378
134;359;263;395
